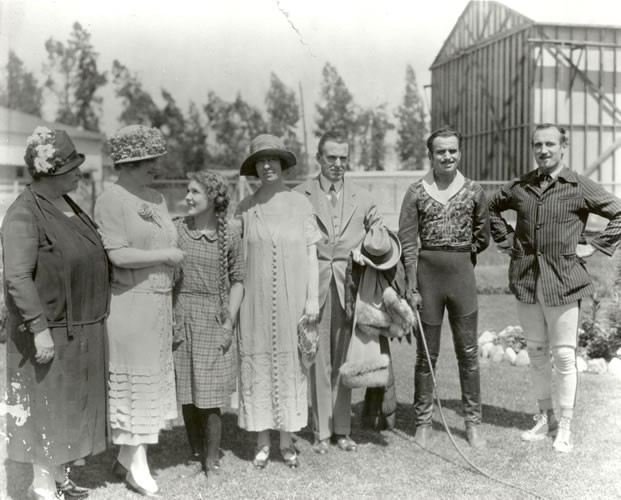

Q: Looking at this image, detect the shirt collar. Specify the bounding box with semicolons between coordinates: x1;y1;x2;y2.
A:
532;164;577;184
183;216;217;241
319;173;343;194
422;169;465;204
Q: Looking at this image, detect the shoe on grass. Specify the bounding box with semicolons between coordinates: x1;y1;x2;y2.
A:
552;417;573;453
521;411;558;442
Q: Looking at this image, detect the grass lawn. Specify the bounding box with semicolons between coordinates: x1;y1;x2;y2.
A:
2;294;620;499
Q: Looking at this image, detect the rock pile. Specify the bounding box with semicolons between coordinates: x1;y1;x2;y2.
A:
477;326;621;377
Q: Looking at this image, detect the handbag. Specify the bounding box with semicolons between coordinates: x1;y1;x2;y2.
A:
297;314;319;368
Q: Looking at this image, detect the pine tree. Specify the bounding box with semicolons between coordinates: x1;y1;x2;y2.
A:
356;105;394;171
0;51;43;116
395;64;428;170
111;59;159;126
44;22;107;131
265;72;305;177
315;62;357;143
204;92;267;170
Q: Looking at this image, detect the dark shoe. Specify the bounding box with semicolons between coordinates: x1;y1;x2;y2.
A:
311;439;330;454
125;472;162;498
205;461;223;485
413;425;432;448
180;453;204;478
466;425;487;449
280;447;299;469
111;460;128;480
334;435;358;452
55;479;89;499
252;445;270;469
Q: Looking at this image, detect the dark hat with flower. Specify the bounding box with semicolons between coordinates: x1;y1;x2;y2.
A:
108;124;167;165
24;127;85;177
240;134;296;177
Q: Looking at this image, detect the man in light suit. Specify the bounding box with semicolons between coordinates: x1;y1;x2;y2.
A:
296;130;384;454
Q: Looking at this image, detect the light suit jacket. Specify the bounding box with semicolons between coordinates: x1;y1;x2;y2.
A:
295;175;383;310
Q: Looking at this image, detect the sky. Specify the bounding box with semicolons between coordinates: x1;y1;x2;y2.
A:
2;0;621;139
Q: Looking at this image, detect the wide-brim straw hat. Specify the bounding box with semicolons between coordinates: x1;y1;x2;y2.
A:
240;134;296;177
109;124;167;165
24;128;85;176
360;228;402;271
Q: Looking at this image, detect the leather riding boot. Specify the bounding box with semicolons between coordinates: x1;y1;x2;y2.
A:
449;311;482;427
413;321;442;427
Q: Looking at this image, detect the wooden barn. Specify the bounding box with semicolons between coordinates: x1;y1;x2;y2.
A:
430;0;621;194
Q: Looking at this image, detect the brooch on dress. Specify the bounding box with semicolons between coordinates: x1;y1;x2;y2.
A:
138;203;162;226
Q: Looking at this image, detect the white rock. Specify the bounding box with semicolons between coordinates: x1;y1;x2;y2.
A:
504;347;517;365
515;350;530;366
616;347;621;358
587;358;608;374
478;330;496;346
491;344;505;363
576;356;588;373
608;357;621;377
480;342;494;359
497;327;511;339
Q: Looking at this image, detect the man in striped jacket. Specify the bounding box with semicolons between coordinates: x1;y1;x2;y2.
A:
488;123;621;453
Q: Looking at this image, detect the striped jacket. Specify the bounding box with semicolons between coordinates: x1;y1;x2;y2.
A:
488;166;621;306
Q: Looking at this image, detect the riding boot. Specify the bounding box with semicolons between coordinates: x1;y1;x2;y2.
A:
449;311;482;427
413;321;442;428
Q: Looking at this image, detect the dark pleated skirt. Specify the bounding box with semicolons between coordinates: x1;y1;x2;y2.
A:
6;315;107;465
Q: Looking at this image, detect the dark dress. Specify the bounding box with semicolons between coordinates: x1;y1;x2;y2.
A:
1;187;110;465
172;217;244;409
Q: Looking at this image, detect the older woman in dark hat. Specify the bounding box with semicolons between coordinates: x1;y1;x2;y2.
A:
95;125;183;497
2;127;110;499
235;134;320;469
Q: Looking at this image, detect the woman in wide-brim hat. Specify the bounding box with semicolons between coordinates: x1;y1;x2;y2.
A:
94;124;184;497
2;127;111;499
235;134;320;469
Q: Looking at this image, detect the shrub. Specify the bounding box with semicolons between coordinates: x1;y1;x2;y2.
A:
579;293;619;361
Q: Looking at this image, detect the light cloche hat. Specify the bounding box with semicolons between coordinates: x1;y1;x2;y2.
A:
108;124;167;165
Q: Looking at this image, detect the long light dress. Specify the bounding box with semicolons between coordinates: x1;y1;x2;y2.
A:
235;190;320;432
95;184;178;445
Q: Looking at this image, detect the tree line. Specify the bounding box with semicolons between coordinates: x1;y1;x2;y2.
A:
0;22;428;178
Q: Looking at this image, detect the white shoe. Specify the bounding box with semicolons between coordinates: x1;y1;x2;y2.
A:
552;417;573;453
521;412;558;441
27;485;64;500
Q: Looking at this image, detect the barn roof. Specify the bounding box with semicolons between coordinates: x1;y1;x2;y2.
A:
432;0;621;69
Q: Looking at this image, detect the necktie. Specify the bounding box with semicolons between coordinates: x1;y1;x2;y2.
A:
539;173;552;189
329;184;338;207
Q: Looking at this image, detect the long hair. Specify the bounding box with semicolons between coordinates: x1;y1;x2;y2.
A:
187;170;231;321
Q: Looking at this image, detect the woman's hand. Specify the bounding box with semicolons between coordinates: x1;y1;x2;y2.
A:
219;320;233;354
33;328;55;364
304;299;319;324
165;248;185;266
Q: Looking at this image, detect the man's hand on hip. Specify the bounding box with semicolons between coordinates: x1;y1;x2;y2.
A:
576;243;596;259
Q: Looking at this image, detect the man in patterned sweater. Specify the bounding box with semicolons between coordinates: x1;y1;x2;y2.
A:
488;123;621;453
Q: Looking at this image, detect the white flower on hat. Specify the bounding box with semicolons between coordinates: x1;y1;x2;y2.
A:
26;126;53;147
26;130;60;174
